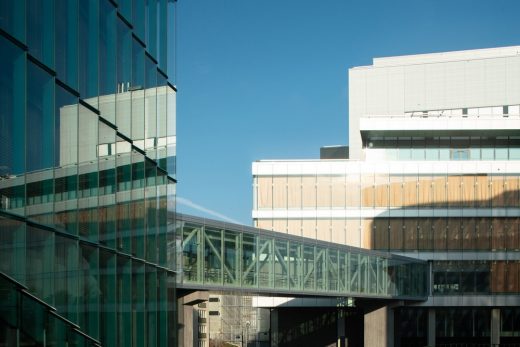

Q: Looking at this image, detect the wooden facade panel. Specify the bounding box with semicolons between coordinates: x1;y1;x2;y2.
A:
403;177;417;207
403;219;417;250
432;218;447;250
417;177;432;207
476;218;491;250
506;262;520;293
446;218;461;250
331;219;346;245
302;219;316;239
272;219;287;233
272;176;287;209
475;175;491;208
507;218;520;251
389;176;403;207
302;176;316;208
374;175;389;207
373;218;389;250
432;176;446;206
316;176;331;208
287;219;302;237
317;219;331;242
389;219;403;250
345;174;360;208
492;218;506;250
256;219;272;231
257;177;272;209
361;174;374;208
491;175;506;207
330;176;346;208
361;219;372;249
447;176;462;207
417;218;432;250
345;219;361;248
287;176;302;209
462;218;477;251
461;176;475;207
491;261;506;293
504;176;519;206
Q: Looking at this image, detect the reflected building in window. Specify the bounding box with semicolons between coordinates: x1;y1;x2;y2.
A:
253;46;520;346
0;0;177;346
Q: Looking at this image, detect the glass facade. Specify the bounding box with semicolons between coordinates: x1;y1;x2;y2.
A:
0;0;177;346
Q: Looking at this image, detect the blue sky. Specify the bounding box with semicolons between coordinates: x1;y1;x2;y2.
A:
175;0;520;225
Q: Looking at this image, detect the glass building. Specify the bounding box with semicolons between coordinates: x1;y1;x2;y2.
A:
253;46;520;346
0;0;177;346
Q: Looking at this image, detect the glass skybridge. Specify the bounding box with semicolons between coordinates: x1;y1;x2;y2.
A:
175;214;428;300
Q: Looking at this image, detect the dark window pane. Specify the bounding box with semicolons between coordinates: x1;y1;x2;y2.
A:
27;62;54;173
27;0;54;66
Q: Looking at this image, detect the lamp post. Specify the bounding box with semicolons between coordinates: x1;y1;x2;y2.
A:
245;321;250;347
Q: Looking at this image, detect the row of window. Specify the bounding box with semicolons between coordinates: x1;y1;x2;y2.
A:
365;136;520;161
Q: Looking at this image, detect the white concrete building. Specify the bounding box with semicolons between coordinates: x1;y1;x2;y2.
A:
253;46;520;346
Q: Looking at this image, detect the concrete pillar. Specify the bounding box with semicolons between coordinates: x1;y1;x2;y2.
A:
177;296;196;347
491;308;500;346
271;309;279;347
364;306;394;347
427;308;435;347
337;309;346;347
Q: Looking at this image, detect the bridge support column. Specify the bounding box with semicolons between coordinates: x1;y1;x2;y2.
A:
491;308;500;346
271;309;279;347
364;305;394;347
427;308;435;347
337;309;346;347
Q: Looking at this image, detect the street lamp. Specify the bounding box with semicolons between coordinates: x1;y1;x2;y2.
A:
245;321;250;347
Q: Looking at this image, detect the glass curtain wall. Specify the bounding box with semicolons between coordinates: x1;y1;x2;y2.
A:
0;0;177;345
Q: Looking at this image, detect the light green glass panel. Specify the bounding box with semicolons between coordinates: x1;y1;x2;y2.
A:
289;242;302;290
182;224;202;283
327;250;339;292
258;237;273;288
303;245;315;291
274;240;288;289
315;246;326;291
223;230;239;285
242;234;257;287
204;228;222;284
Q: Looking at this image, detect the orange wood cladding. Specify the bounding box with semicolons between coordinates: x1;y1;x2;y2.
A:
370;218;520;251
257;174;520;209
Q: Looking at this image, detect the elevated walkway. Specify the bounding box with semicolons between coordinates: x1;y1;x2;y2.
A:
176;214;428;300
